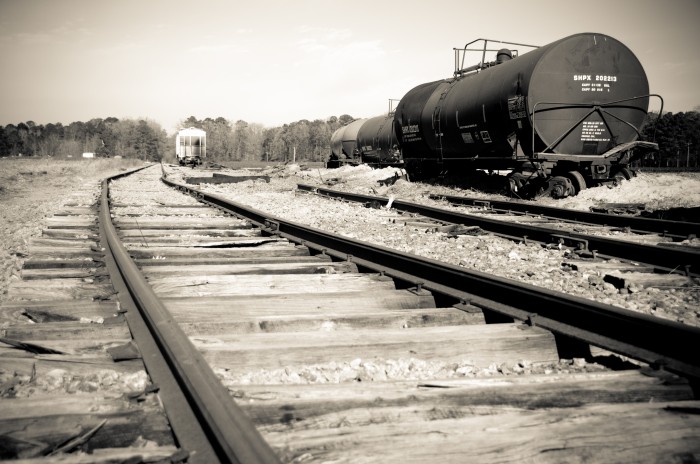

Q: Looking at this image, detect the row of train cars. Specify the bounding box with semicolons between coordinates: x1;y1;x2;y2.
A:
175;33;661;199
328;32;662;198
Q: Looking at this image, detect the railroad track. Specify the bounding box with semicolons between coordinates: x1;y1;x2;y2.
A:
297;184;700;285
0;172;183;462
429;192;700;240
1;164;699;463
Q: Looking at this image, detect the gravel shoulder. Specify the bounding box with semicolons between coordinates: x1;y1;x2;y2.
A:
0;158;145;306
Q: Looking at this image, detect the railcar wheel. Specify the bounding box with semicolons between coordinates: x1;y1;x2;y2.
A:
548;176;574;199
610;167;633;187
404;159;439;182
620;167;634;179
565;171;587;195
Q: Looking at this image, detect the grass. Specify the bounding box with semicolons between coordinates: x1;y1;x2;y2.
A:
0;157;147;199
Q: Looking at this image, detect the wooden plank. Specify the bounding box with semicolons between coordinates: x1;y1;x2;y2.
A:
174;307;481;335
21;258;103;270
22;247;102;259
41;228;98;239
0;339;132;357
28;237;98;249
0;446;182;463
214;173;270;183
148;273;397;297
186;174;270;184
0;300;119;324
121;236;283;247
118;228;260;238
135;254;331;267
45;217;96;229
21;267;109;280
0;355;144;378
193;323;559;371
179;309;480;334
110;202;202;208
0;395;175;458
113;217;251;229
140;261;358;277
7;279;115;301
256;400;700;463
51;206;96;215
563;260;654;273
162;290;435;316
3;320;131;340
604;272;693;289
127;245;309;259
112;206;224;216
233;370;695;425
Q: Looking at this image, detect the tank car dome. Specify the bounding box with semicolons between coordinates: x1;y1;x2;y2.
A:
496;48;513;63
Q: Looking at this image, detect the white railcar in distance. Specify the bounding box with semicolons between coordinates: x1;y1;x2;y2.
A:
176;127;206;166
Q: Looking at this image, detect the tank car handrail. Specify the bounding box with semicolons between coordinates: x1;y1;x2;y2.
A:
531;94;663;155
455;38;539;75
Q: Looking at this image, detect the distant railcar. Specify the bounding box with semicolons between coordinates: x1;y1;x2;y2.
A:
176;127;206;166
328;115;401;168
327;119;367;167
357;114;401;165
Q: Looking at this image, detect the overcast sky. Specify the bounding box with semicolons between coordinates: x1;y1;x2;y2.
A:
1;0;698;134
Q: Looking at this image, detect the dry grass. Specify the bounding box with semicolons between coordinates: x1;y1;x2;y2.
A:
0;157;145;200
0;157;148;303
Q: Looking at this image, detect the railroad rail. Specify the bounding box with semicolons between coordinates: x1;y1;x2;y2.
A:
3;165;699;462
99;171;280;464
428;193;700;239
296;184;700;276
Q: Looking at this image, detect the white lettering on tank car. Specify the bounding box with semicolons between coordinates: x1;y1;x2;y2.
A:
576;74;617;92
580;121;610;141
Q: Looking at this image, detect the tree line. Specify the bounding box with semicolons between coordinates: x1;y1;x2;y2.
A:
1;110;697;167
0;118;168;160
0;114;356;163
641;110;700;168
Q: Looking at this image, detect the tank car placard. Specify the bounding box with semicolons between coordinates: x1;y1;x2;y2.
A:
581;121;609;142
575;74;617;93
461;132;474;144
401;124;421;143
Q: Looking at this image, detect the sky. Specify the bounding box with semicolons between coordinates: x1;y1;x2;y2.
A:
1;0;699;135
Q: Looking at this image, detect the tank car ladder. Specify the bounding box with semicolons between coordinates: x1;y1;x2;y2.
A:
432;86;453;174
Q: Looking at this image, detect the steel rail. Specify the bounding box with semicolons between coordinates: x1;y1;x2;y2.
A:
296;184;700;276
427;192;699;239
163;176;700;392
100;172;280;464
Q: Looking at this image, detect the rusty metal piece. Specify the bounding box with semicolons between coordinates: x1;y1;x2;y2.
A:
526;313;538;326
552;234;589;251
